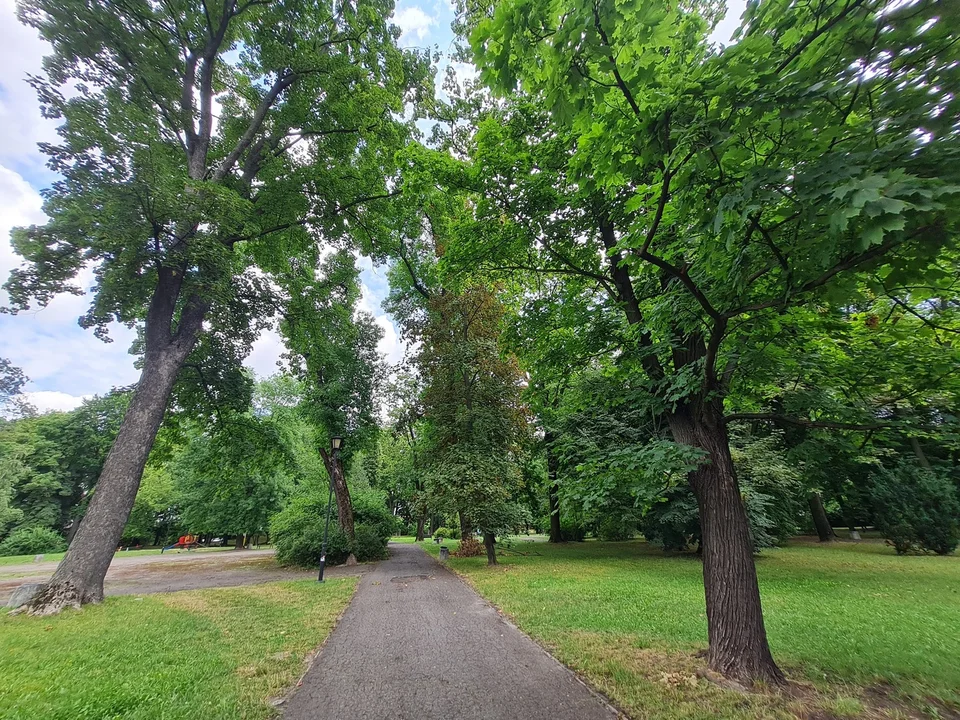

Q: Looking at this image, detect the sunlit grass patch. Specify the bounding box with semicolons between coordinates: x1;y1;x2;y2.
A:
0;578;357;720
421;538;959;719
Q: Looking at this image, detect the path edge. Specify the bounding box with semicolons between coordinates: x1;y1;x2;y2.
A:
415;544;629;720
268;572;366;713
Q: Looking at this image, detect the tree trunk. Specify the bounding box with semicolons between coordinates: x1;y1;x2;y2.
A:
320;449;355;542
546;434;563;543
415;514;426;542
548;484;563;543
320;448;355;565
910;436;932;470
24;342;192;614
669;401;785;685
483;531;497;565
21;267;207;616
459;510;472;541
808;492;835;542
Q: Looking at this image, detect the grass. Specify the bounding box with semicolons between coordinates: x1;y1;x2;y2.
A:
0;545;241;567
421;538;959;719
0;578;357;720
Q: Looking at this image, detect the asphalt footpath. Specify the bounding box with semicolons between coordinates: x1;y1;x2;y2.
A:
283;542;619;720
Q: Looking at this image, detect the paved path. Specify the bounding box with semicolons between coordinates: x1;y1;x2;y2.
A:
284;542;618;720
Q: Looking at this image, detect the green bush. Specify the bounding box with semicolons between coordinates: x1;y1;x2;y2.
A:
0;526;68;556
870;463;960;555
269;495;352;567
559;520;586;542
433;526;456;540
596;512;638;541
354;523;389;562
352;488;398;541
641;486;700;551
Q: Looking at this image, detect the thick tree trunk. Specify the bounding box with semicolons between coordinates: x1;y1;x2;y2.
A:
415;514;426;542
21;267;207;616
483;531;497;565
24;343;191;614
808;492;835;542
669;401;785;685
459;510;472;541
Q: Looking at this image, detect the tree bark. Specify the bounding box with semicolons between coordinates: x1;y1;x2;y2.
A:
459;510;472;541
483;531;497;565
320;448;356;565
415;514;426;542
25;334;198;613
910;436;932;470
669;400;785;685
320;449;355;542
548;484;563;543
808;492;835;542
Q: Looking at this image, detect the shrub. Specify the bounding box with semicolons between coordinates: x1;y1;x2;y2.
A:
433;526;456;541
870;463;960;555
641;478;791;552
270;495;352;567
352;488;398;541
641;486;700;550
597;513;638;541
0;526;68;556
454;536;484;557
354;523;389;562
559;520;586;542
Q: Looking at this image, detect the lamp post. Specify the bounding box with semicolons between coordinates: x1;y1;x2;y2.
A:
318;435;344;582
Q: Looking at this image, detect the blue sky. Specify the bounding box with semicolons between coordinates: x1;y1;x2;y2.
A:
0;0;744;413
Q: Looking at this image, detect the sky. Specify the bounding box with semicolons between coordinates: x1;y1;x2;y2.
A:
0;0;743;414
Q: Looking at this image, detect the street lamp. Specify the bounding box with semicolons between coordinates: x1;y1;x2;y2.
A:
318;436;344;582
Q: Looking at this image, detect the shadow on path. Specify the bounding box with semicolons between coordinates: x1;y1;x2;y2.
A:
283;542;618;720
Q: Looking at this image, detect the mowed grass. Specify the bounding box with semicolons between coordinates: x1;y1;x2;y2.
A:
422;539;960;719
0;579;357;720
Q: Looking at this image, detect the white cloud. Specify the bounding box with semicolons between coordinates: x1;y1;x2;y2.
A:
359;282;406;366
23;390;90;414
393;6;435;43
0;163;142;398
0;163;45;275
245;323;287;379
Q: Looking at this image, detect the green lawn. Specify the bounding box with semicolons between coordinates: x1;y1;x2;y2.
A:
421;538;959;719
0;545;241;567
0;579;357;720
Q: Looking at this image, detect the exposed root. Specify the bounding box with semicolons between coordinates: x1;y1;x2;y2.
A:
22;581;86;616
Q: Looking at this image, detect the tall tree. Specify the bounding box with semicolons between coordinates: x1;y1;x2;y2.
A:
281;250;386;551
7;0;430;613
464;0;959;682
415;285;528;564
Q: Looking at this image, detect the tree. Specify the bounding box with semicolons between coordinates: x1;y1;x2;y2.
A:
0;358;34;418
173;417;291;544
281;250;386;553
7;0;430;613
415;285;528;564
463;0;959;682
